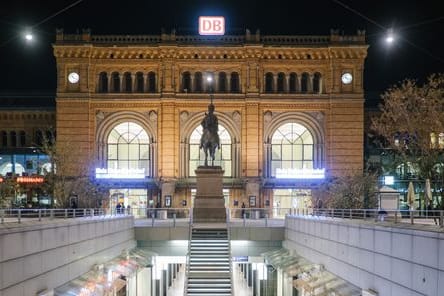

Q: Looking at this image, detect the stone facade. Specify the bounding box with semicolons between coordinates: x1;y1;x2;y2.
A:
53;29;367;208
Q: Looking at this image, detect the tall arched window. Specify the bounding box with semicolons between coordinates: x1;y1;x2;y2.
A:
107;122;150;175
194;72;203;92
265;72;274;93
182;72;191;92
99;72;108;93
230;72;240;93
147;72;156;93
271;123;314;177
1;131;7;147
313;72;322;93
19;131;26;147
136;72;144;92
289;73;298;93
218;72;227;92
35;130;43;146
301;72;309;93
123;72;132;92
111;72;120;92
10;131;17;147
277;72;285;93
189;124;232;177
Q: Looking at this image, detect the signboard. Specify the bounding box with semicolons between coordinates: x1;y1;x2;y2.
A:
17;176;44;183
95;168;145;179
199;16;225;35
275;168;325;179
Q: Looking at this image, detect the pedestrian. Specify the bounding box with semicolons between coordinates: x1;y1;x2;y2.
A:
126;204;131;215
116;203;122;214
241;202;246;218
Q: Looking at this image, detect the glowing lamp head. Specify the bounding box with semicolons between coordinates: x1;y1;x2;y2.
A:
206;76;213;83
25;33;33;41
385;35;394;44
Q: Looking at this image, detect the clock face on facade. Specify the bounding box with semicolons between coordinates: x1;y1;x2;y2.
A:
341;72;353;84
68;72;80;84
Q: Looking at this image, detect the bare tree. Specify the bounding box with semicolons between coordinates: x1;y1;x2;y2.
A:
371;74;444;209
40;130;106;208
318;171;378;209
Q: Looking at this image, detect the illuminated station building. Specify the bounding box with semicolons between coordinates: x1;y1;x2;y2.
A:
52;25;367;212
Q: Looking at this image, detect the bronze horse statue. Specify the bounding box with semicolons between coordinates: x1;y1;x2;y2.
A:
200;103;220;166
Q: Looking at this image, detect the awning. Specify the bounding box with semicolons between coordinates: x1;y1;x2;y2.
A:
263;248;361;296
54;248;156;296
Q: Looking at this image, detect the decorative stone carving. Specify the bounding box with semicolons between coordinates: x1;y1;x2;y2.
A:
96;110;107;124
180;111;189;124
232;111;241;124
149;110;157;122
264;111;273;123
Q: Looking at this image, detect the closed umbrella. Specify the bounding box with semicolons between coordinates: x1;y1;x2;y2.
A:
407;181;415;210
424;179;432;208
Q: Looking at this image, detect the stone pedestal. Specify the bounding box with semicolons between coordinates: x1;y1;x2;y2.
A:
193;166;226;223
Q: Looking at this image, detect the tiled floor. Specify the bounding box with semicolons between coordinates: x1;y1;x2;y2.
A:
167;262;253;295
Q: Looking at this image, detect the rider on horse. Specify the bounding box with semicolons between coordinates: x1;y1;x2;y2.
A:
200;103;220;166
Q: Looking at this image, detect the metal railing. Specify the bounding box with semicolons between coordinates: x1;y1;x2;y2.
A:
297;208;444;227
0;208;123;224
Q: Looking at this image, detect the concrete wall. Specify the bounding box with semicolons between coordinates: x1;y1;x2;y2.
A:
284;216;444;296
0;216;135;296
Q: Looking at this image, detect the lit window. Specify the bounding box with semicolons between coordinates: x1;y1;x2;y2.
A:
189;125;231;176
107;122;150;176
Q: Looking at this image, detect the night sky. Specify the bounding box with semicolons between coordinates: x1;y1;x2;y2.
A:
1;0;443;103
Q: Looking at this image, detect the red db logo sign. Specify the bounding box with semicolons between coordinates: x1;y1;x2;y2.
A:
199;16;225;35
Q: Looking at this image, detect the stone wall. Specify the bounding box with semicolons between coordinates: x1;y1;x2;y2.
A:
0;216;135;296
284;216;444;296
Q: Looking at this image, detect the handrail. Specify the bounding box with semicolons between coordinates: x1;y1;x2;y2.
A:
184;213;193;296
226;208;234;295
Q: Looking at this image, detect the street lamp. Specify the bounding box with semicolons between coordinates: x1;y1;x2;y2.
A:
385;29;395;45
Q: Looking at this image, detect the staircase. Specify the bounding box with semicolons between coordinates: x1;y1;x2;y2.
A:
186;228;232;296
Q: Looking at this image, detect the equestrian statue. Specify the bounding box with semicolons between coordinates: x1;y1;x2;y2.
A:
200;103;220;166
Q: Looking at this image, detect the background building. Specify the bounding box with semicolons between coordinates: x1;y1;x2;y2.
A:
52;28;367;211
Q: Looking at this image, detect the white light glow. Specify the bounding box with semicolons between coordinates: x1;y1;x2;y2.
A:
95;168;145;179
275;168;325;179
25;33;33;41
384;176;394;185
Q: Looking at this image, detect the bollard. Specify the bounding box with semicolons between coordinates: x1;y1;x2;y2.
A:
173;213;176;228
90;209;94;218
440;211;443;228
394;211;398;223
73;209;76;218
18;209;21;223
243;213;246;227
0;209;4;224
84;209;87;217
65;209;68;219
151;212;155;227
50;209;54;220
38;209;42;221
265;214;268;227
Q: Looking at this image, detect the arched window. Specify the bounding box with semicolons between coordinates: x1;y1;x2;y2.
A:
1;131;7;147
189;124;232;177
277;72;285;93
147;72;156;93
35;130;43;146
313;72;322;93
182;72;191;92
194;72;203;92
218;72;227;92
289;73;298;93
271;123;314;177
111;72;120;92
10;131;17;147
301;72;309;93
265;72;274;93
107;122;151;175
136;72;144;92
230;72;240;93
19;131;26;147
99;72;108;93
123;72;132;92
